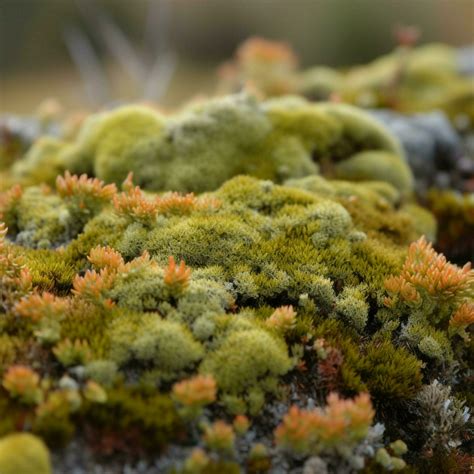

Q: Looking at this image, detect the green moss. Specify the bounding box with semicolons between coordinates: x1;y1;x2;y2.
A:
81;387;182;452
200;325;291;396
334;151;413;197
11;94;412;195
108;312;204;377
0;433;52;474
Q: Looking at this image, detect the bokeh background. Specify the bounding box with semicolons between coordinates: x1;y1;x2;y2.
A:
1;0;474;113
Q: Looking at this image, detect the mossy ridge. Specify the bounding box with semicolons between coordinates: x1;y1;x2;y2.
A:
10;93;414;196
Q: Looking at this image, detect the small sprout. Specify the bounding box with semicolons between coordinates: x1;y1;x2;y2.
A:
202;420;235;455
274;392;374;456
172;375;216;418
449;302;474;342
155;192;221;216
266;305;296;331
56;171;116;207
164;256;191;293
2;365;43;405
83;380;107;403
183;448;210;472
14;292;69;322
0;223;32;308
0;184;23;221
121;172;135;193
385;236;474;304
72;269;115;307
233;415;250;435
113;186;159;224
248;442;268;460
88;246;125;271
53;339;92;367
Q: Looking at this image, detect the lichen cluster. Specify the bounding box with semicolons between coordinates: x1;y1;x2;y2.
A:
0;59;472;473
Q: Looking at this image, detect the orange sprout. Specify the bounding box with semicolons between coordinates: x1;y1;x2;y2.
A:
266;305;296;331
449;302;474;342
88;246;125;271
72;268;115;307
56;171;116;204
156;192;221;216
275;392;374;455
237;37;298;67
164;256;191;292
384;236;474;303
203;420;235;454
2;365;42;404
233;415;250;435
113;186;159;223
0;184;22;220
14;292;69;322
172;374;217;408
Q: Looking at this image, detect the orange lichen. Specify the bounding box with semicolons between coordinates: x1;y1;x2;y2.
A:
164;256;191;292
0;184;22;220
172;374;217;408
275;392;374;455
233;415;250;435
155;192;221;216
384;236;474;303
88;246;125;271
72;269;115;307
202;420;235;454
14;292;69;322
0;223;32;308
449;302;474;342
56;171;116;205
113;186;159;223
237;37;298;67
266;305;296;331
2;365;42;404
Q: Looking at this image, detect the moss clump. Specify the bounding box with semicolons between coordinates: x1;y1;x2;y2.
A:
200;325;291;396
10;94;413;196
0;433;52;474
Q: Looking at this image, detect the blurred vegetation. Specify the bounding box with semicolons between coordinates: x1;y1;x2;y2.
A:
1;0;473;111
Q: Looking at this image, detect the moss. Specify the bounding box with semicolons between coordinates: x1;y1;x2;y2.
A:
108;312;204;377
0;433;52;474
81;387;183;452
10;94;412;195
200;325;291;397
353;340;423;400
334;151;413;197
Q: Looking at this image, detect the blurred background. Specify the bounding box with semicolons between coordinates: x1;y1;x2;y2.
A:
1;0;474;113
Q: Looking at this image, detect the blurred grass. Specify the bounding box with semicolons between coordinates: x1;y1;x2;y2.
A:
1;60;218;113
